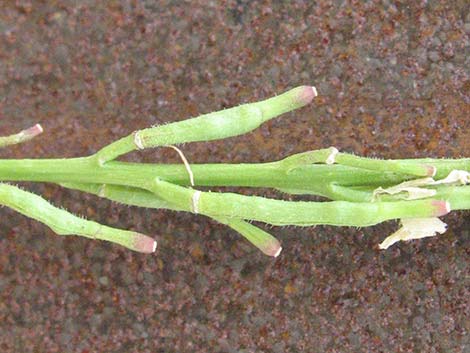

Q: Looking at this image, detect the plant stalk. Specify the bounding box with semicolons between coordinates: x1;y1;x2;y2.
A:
0;157;469;192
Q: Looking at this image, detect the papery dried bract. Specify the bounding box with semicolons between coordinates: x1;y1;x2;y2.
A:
379;217;447;249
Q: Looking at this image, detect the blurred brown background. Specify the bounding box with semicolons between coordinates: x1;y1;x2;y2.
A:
0;1;469;352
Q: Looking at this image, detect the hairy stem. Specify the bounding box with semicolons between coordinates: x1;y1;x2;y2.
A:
1;157;469;195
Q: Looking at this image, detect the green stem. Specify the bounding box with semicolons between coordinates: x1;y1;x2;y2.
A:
0;157;469;200
327;184;470;211
333;151;436;177
60;182;178;210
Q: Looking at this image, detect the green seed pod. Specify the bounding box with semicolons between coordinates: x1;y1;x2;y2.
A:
214;216;282;257
0;183;156;253
95;86;317;164
151;178;450;227
0;124;43;148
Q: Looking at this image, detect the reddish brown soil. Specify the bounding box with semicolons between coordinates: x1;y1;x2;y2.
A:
0;2;469;352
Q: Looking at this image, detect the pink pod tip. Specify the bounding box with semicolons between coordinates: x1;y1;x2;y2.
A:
425;165;437;177
295;86;318;106
23;123;43;137
132;233;157;254
430;200;451;217
261;238;283;257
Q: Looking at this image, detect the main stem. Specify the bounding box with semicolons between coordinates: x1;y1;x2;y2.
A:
0;157;390;190
0;156;470;205
0;157;459;189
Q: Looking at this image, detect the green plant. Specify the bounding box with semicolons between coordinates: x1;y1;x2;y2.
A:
1;86;469;256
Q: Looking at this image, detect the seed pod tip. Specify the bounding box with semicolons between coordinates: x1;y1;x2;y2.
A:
431;200;451;217
295;86;318;105
23;123;44;138
262;238;282;257
425;165;437;177
132;233;157;253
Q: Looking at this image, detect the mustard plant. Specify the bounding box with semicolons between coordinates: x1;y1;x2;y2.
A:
1;86;469;256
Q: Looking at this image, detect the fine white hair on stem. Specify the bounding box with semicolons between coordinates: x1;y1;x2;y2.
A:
168;145;194;186
191;190;201;214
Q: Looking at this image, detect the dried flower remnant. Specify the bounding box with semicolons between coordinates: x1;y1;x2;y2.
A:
379;217;448;250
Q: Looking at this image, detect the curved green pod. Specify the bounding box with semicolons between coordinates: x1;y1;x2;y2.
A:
150;179;450;227
95;86;317;163
0;183;156;253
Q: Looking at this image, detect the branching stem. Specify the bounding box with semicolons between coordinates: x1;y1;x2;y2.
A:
1;86;469;254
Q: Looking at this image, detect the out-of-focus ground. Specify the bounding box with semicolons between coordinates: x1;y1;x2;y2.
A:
0;1;469;352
